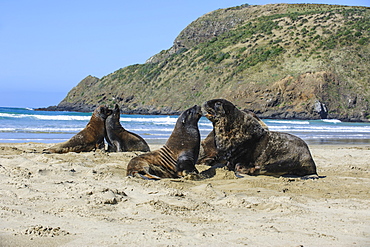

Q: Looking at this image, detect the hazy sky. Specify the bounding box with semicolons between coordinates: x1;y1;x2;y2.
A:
1;0;369;108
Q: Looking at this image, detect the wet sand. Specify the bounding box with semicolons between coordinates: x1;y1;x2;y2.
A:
0;143;369;246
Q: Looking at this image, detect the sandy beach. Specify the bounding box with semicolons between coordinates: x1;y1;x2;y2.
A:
0;143;369;246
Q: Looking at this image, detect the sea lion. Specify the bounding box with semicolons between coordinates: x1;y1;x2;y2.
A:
197;110;268;167
202;99;317;177
44;105;112;154
105;104;150;152
126;105;202;179
197;130;220;166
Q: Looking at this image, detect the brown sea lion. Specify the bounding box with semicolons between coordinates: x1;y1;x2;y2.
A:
202;99;317;177
105;104;150;152
126;105;202;179
44;105;112;154
197;110;268;166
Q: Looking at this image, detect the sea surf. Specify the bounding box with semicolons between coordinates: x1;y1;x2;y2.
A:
1;107;370;145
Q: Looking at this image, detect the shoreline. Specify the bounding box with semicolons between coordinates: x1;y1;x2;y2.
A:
0;142;369;246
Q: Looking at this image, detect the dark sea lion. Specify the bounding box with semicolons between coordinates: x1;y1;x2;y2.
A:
126;105;202;179
197;130;219;166
197;110;268;167
44;105;112;154
105;104;150;152
202;99;317;177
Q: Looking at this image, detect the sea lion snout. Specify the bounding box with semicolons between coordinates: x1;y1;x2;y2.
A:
193;105;203;119
189;105;202;116
202;99;226;121
97;105;113;119
194;105;202;115
182;105;202;125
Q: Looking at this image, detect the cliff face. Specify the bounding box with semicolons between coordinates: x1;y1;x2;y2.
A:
51;4;370;121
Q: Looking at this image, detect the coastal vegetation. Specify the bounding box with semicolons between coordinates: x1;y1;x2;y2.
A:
53;3;370;121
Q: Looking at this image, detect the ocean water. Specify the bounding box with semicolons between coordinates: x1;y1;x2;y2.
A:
1;107;370;145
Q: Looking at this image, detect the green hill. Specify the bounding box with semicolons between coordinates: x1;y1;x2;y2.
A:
50;3;370;121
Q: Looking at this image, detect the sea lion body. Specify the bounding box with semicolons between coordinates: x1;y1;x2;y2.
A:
44;106;112;154
202;99;317;177
126;105;202;179
240;131;317;176
105;104;150;152
197;130;219;166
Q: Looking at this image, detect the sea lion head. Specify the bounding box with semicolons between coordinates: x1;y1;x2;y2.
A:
202;99;267;154
105;104;122;131
202;99;240;123
94;105;113;120
110;104;121;121
178;105;202;127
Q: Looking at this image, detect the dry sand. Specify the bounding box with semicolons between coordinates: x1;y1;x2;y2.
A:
0;143;369;246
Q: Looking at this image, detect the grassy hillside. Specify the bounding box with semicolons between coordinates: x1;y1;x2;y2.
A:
56;3;370;121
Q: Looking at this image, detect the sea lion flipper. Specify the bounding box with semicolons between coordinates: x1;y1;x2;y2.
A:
234;163;261;177
176;155;198;176
128;169;162;180
234;171;245;178
301;174;320;180
127;161;163;180
138;173;162;180
113;141;122;152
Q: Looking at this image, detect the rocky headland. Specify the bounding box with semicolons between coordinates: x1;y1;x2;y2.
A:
39;3;370;122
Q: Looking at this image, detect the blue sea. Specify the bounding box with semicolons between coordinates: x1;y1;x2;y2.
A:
1;107;370;145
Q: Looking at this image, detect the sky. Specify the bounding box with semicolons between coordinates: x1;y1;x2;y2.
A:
0;0;369;108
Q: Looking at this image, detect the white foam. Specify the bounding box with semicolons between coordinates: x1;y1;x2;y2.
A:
0;113;91;121
121;116;177;125
322;119;342;123
0;128;16;132
34;115;91;121
199;122;213;127
0;127;83;133
23;127;83;133
267;120;310;125
270;126;370;133
127;128;174;132
0;138;69;143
